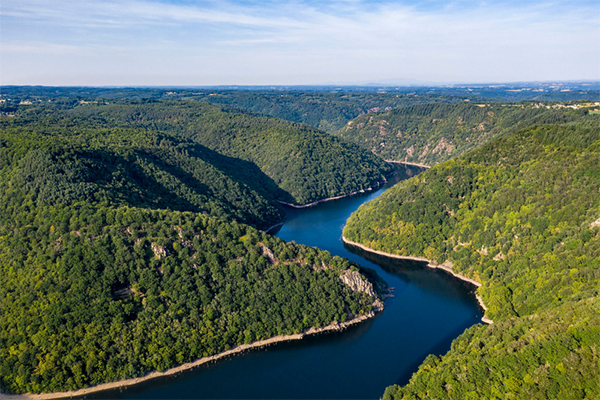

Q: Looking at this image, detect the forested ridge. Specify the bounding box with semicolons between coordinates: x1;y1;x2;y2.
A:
336;102;595;165
344;114;600;398
0;118;285;230
1;87;471;133
0;100;383;394
4;85;598;133
184;91;468;133
30;99;393;205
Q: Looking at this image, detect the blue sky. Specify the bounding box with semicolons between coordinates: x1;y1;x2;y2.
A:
1;0;599;86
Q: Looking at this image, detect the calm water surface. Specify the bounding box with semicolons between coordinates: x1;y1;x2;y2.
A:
94;170;483;399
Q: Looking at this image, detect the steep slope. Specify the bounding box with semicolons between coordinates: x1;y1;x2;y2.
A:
0;116;285;230
61;100;394;205
336;102;590;165
0;109;382;394
343;118;600;398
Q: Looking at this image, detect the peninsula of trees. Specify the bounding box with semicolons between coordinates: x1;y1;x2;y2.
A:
0;99;386;394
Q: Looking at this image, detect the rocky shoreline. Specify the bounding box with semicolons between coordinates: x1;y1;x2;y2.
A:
18;311;379;400
385;160;431;169
277;186;380;209
341;236;493;324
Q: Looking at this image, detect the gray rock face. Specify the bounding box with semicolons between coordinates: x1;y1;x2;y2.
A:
151;242;168;259
340;270;376;298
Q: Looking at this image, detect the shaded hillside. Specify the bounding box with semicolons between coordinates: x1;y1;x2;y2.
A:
343;118;600;398
61;100;394;205
336;102;594;165
0;115;285;230
0;109;382;394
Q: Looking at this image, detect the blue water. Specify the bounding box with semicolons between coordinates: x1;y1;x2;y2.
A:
95;171;482;399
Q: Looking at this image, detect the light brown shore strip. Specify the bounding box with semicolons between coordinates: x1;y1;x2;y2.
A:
341;236;493;324
262;221;284;234
385;160;431;169
277;160;425;210
277;184;384;209
19;312;377;400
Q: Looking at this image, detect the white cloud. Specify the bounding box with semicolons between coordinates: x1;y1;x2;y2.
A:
1;0;598;85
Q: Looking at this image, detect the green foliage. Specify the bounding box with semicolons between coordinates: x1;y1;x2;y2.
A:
185;91;466;132
16;100;392;205
344;117;600;398
0;206;375;394
0;118;283;230
336;102;591;165
0;100;382;394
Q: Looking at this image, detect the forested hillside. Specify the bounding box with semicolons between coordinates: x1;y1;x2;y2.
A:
0;101;384;394
4;85;598;134
1;87;469;133
39;100;393;205
344;116;600;398
336;102;594;165
187;91;466;132
0;119;285;230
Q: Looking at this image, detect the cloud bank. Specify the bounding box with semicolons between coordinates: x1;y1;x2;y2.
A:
1;0;599;85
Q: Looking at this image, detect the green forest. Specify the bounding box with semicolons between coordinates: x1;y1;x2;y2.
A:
344;114;600;398
12;99;392;205
336;102;594;165
2;87;599;398
0;99;384;394
3;85;597;133
185;91;467;133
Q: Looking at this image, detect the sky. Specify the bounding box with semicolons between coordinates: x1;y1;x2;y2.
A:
1;0;599;86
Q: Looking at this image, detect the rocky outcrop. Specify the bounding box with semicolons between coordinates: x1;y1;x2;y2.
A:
151;242;168;259
340;270;376;298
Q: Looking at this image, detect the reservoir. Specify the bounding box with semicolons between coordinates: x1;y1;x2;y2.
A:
95;167;483;399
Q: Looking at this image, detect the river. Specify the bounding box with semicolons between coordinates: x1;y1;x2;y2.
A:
92;167;483;399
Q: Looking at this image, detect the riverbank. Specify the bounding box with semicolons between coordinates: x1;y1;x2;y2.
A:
262;221;284;234
19;311;378;400
277;182;387;209
385;160;431;169
341;236;493;324
277;163;422;209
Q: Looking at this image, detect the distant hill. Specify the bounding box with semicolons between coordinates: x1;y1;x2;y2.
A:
184;91;468;132
335;102;594;165
343;114;600;398
3;85;598;134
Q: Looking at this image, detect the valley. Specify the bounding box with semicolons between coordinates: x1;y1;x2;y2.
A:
0;86;598;399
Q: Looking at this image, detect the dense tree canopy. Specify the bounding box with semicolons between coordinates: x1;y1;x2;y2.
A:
344;115;600;398
336;102;593;165
19;99;393;205
0;100;383;394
